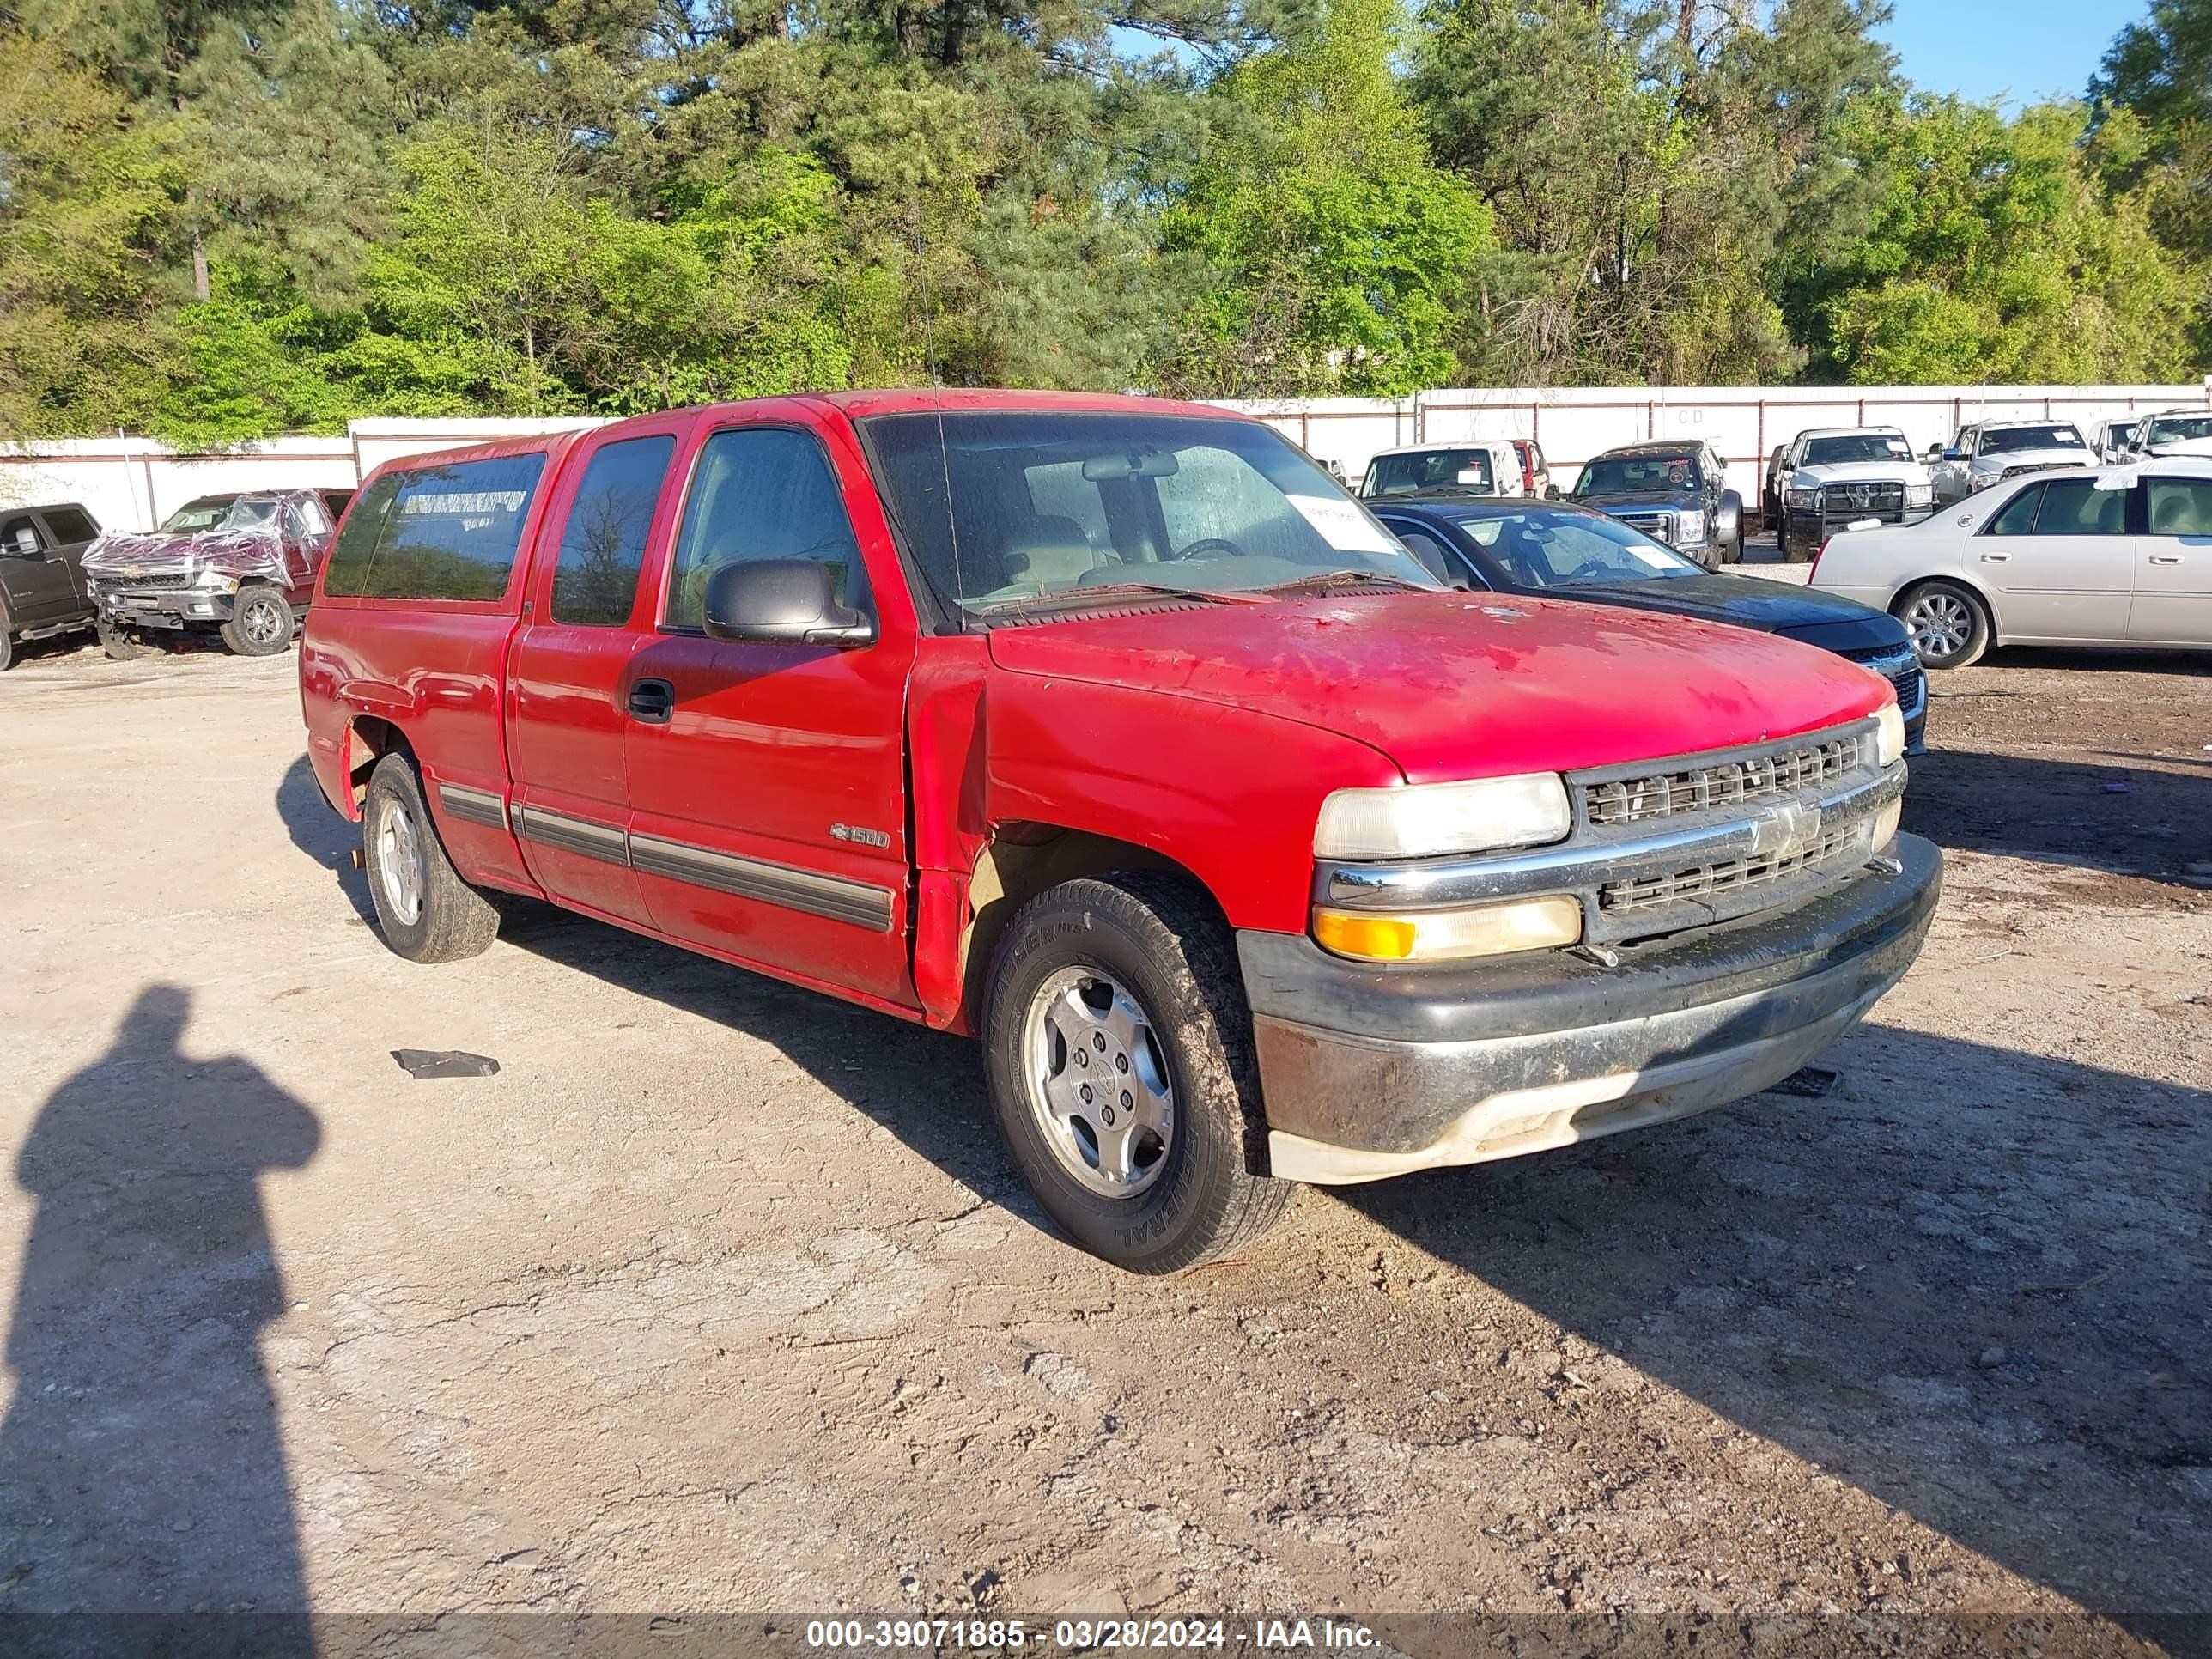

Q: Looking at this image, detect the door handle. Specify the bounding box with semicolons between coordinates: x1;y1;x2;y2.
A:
627;678;675;724
2148;553;2182;565
1980;551;2009;562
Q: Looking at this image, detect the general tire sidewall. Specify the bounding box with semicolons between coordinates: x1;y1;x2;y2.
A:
984;895;1247;1271
226;588;294;656
1902;580;1990;671
363;761;435;957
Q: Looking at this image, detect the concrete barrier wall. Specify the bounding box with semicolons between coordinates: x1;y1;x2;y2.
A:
6;386;2206;532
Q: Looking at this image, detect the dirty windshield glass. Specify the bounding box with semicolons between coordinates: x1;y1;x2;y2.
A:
160;496;280;535
1454;509;1704;587
2145;414;2212;447
1802;435;1911;465
1980;425;2085;455
861;411;1437;618
1362;448;1494;497
1574;453;1701;495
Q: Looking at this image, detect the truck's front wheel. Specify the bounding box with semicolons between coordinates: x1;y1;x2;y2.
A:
222;586;295;656
982;873;1291;1273
362;754;501;963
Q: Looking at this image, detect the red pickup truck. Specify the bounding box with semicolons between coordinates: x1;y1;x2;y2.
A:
300;391;1939;1273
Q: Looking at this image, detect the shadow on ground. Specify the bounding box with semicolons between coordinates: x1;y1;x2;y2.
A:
0;986;319;1642
1340;1025;2212;1645
278;754;376;922
1902;741;2212;886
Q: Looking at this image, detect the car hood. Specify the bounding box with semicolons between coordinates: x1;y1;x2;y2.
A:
983;592;1888;785
82;526;290;583
2146;437;2212;458
1790;460;1929;488
1533;574;1902;642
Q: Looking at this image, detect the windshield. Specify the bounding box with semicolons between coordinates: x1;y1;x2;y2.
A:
1362;448;1493;498
1981;425;2085;456
1802;434;1911;466
159;496;281;535
1575;454;1701;496
2146;414;2212;447
1454;509;1704;588
861;410;1440;617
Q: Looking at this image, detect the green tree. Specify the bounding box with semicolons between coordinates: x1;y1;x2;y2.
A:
1163;0;1490;397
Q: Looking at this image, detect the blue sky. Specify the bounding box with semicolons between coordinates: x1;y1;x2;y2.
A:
1875;0;2147;109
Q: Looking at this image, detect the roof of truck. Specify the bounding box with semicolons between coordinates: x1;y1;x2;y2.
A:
1796;426;1905;439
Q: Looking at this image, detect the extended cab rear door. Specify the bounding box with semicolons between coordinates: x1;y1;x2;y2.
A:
623;404;921;1008
507;415;696;926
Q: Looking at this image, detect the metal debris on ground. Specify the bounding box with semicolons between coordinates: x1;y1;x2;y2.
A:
392;1049;501;1079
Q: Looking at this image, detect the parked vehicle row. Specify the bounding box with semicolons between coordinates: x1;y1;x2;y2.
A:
1811;459;2212;667
301;390;1936;1273
0;502;101;671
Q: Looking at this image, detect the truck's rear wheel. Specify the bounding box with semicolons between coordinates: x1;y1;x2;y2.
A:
982;872;1291;1273
362;754;500;963
221;586;295;656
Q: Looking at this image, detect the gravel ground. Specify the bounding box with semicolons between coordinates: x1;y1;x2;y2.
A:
0;623;2206;1655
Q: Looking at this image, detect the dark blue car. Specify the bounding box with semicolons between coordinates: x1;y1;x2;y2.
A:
1373;498;1928;753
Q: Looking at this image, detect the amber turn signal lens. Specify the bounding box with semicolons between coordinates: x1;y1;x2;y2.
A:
1312;896;1583;963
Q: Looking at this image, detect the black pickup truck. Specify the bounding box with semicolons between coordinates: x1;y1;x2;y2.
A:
0;503;100;670
1570;441;1744;569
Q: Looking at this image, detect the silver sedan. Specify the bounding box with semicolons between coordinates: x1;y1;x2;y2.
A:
1807;461;2212;668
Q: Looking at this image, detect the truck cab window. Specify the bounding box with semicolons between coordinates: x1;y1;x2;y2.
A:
666;428;868;629
552;434;675;625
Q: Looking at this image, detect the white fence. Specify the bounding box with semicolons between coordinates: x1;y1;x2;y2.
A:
6;385;2207;532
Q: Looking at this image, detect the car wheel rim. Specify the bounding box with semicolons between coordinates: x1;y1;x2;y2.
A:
1906;593;1972;661
243;598;282;645
376;799;426;927
1023;966;1176;1199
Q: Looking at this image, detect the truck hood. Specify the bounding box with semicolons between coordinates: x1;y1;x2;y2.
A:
1790;460;1930;488
982;592;1888;785
82;526;289;585
1972;447;2091;472
2146;437;2212;458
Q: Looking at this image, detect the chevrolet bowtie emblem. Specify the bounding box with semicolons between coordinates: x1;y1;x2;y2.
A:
1749;800;1822;859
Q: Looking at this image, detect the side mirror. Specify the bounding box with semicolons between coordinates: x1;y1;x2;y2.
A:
9;530;40;556
702;558;873;647
1544;483;1562;500
1942;447;1965;462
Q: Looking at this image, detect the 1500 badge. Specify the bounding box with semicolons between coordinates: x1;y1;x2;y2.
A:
830;823;890;849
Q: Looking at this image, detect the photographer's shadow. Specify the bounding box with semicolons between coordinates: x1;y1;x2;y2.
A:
0;986;319;1626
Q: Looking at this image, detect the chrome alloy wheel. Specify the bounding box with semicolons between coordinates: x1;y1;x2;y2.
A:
1903;590;1973;663
376;798;427;927
1022;967;1176;1197
240;593;285;647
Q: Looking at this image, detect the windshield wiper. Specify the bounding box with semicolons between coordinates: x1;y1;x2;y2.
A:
1262;569;1437;596
970;580;1269;616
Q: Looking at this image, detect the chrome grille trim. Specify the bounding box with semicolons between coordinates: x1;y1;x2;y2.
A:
1578;732;1870;829
1313;717;1901;945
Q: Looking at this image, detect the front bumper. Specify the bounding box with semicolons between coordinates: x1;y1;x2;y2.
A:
95;587;237;629
1238;832;1941;1184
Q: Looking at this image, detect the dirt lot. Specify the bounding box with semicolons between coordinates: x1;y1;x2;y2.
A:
0;622;2207;1653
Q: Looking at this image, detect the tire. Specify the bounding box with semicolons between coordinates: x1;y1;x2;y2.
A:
0;627;14;672
1894;579;1990;671
96;618;153;660
1781;520;1813;563
981;872;1291;1273
362;753;501;963
221;586;295;656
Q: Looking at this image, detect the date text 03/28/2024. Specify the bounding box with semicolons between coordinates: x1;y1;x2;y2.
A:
801;1620;1380;1650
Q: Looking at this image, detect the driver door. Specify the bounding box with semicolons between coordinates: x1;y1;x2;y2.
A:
0;514;81;627
623;412;921;1007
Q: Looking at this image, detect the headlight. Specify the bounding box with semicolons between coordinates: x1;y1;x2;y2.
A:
1315;774;1571;860
1677;508;1705;542
1905;482;1932;507
1875;703;1905;768
1313;895;1583;963
1784;488;1819;509
194;568;238;591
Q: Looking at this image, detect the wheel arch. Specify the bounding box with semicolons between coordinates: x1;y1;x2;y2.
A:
1892;570;2002;646
342;714;415;811
958;824;1226;1033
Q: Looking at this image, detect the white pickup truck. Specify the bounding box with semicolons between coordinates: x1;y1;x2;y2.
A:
1925;420;2095;504
1769;427;1935;562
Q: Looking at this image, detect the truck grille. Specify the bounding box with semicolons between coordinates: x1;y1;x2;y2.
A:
1613;511;1674;543
1599;821;1857;914
1579;731;1872;829
1819;482;1905;525
1842;645;1924;720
